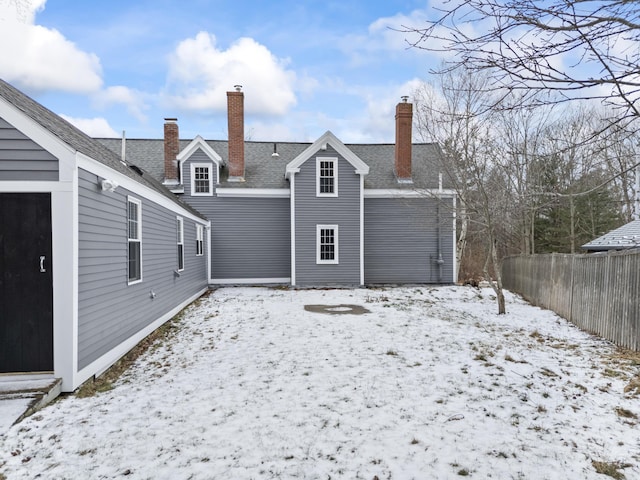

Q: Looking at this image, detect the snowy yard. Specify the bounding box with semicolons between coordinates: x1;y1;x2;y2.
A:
1;286;639;479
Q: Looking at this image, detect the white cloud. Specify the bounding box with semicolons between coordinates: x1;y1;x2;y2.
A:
337;8;433;66
245;121;297;142
0;0;46;23
0;0;102;93
92;86;148;123
166;32;297;116
355;78;426;142
59;114;118;137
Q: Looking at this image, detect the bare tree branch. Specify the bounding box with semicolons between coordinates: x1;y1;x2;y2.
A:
402;0;640;124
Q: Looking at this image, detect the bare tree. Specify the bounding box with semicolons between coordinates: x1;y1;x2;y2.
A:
404;0;640;127
492;100;556;254
414;67;495;282
414;66;509;313
596;119;639;221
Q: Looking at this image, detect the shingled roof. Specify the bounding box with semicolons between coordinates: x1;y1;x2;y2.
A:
98;137;450;190
0;78;205;220
582;219;640;251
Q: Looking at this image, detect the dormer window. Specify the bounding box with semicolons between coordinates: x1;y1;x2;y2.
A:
191;163;213;196
317;157;338;197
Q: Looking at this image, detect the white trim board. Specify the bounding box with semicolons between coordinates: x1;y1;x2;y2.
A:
216;188;290;198
209;277;291;285
364;188;456;198
290;174;297;286
285;131;369;179
0;181;73;192
359;174;364;286
0;95;76;183
77;155;208;226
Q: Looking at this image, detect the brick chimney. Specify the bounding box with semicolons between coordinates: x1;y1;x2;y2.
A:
394;96;413;182
163;118;179;185
227;85;245;181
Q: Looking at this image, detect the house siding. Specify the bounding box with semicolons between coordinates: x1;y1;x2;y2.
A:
179;147;291;281
0;117;58;181
209;197;290;280
77;168;207;370
184;194;290;281
294;147;361;286
364;197;455;284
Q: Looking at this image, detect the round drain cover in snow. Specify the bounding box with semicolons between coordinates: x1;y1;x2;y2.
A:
304;304;370;315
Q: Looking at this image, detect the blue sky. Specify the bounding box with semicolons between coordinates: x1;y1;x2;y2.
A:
0;0;442;143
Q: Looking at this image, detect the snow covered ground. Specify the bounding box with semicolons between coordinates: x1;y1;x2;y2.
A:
1;286;638;479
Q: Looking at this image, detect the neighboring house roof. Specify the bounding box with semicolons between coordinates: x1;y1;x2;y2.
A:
0;78;205;220
98;136;450;190
582;219;640;251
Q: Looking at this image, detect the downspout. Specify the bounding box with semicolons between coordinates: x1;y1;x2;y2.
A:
634;163;640;221
436;200;444;282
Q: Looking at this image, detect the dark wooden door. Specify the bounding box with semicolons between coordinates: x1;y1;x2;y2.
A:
0;193;53;373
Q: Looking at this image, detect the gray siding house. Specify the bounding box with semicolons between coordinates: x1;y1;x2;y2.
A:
0;79;209;391
100;87;457;287
0;79;455;390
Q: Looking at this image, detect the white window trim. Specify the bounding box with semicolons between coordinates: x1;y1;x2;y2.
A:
177;216;185;271
316;224;339;264
196;224;204;256
127;196;143;285
191;162;213;196
316;157;338;197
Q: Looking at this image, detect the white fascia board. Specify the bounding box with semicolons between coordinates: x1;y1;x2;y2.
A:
209;277;291;285
285;130;369;179
215;188;290;198
364;188;457;198
76;153;208;225
177;135;223;164
0;96;77;182
178;135;223;184
0;181;72;192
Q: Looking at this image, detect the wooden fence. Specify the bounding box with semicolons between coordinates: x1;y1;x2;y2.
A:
502;250;640;351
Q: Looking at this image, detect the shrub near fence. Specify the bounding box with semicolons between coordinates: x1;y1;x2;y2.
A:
502;250;640;352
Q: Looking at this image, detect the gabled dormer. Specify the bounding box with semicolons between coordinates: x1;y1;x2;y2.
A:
177;135;223;196
285;130;369;188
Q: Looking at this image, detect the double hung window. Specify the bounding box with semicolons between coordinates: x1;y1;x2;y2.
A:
317;225;339;264
177;217;184;271
196;224;204;256
191;163;213;195
316;157;338;197
127;197;142;283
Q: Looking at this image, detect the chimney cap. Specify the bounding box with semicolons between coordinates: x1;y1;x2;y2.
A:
164;117;178;123
401;95;409;103
234;84;243;92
